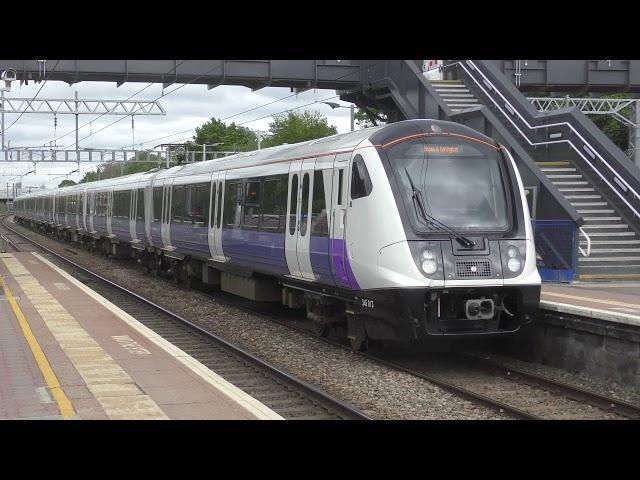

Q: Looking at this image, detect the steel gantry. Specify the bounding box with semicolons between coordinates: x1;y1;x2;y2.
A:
528;96;640;163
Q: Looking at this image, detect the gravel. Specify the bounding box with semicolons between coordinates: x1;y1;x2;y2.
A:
7;220;505;419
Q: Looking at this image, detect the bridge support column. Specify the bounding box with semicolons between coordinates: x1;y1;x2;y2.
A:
635;100;640;169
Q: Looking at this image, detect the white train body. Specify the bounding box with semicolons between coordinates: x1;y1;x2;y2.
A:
13;119;541;347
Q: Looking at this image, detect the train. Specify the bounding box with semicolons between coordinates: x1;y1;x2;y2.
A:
11;119;541;350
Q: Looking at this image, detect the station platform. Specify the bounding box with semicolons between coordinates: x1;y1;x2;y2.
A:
541;282;640;327
0;251;282;420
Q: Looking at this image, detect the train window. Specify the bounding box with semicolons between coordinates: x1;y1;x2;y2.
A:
261;177;285;232
136;189;144;221
79;194;84;217
209;182;217;227
153;187;162;222
224;181;242;227
300;173;310;236
216;181;223;228
172;186;187;222
289;174;298;235
337;170;344;205
311;170;329;237
191;183;210;226
350;155;373;200
243;180;261;230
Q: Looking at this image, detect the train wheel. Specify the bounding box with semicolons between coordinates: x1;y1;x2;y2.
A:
312;321;331;338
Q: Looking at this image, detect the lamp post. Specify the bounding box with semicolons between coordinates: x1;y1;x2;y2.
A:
321;102;355;132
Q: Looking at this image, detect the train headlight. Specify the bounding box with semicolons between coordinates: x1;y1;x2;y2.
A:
500;240;526;277
421;249;438;274
507;257;522;272
422;259;438;275
422;249;435;260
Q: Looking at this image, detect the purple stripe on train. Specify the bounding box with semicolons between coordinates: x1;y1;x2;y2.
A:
330;238;360;290
222;228;289;275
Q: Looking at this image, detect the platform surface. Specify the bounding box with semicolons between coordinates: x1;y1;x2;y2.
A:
541;282;640;326
0;251;282;420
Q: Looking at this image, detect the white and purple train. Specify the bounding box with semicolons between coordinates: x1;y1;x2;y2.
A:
12;119;541;350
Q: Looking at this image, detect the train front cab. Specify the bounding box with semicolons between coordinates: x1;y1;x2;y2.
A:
346;121;541;346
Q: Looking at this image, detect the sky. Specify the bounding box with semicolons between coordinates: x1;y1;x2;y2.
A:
0;79;355;192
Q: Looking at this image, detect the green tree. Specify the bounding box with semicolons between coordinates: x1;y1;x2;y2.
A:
79;152;164;183
58;179;77;188
354;107;387;129
192;118;258;153
262;110;338;148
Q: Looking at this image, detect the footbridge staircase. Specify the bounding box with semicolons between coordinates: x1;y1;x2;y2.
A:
343;60;640;281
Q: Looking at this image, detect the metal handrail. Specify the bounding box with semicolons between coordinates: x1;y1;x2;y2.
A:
459;60;640;221
578;227;591;257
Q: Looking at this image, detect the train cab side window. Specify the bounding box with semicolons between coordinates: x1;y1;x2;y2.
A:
136;189;144;221
153;187;162;222
243;180;261;230
311;170;329;236
351;155;373;200
337;169;344;205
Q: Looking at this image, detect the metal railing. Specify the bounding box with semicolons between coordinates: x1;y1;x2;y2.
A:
459;60;640;222
578;227;591;257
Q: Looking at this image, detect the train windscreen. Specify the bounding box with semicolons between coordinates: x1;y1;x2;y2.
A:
386;136;509;232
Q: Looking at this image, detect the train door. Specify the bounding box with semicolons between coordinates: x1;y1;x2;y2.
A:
107;188;113;236
285;158;316;280
130;187;137;241
161;180;173;248
88;190;95;233
285;160;302;277
208;171;226;261
330;152;351;288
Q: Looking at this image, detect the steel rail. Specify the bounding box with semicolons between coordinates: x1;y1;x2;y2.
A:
0;215;371;420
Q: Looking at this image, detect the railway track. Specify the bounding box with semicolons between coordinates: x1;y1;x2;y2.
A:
0;216;370;420
5;215;640;419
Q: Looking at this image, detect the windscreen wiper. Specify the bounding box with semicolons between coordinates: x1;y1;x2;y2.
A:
404;168;476;249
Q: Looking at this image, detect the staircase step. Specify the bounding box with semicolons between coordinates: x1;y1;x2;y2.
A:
541;168;577;172
537;161;571;167
579;256;640;262
582;217;622;222
437;89;472;94
576;209;614;214
437;93;476;98
546;174;583;179
442;98;479;103
553;181;589;186
580;224;629;229
580;239;640;245
570;202;608;207
446;103;481;108
558;188;595;192
566;196;602;200
582;231;636;237
589;248;640;254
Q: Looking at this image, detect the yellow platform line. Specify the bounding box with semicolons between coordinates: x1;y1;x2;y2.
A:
579;273;640;281
0;276;75;419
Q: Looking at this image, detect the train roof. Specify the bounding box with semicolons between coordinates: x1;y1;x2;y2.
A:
14;119;498;201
